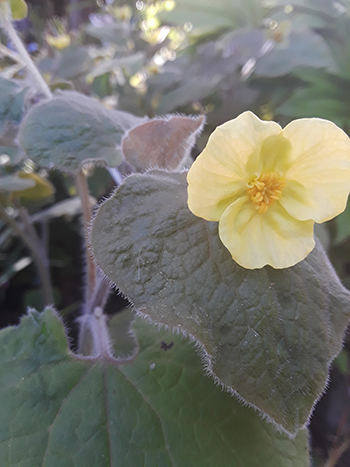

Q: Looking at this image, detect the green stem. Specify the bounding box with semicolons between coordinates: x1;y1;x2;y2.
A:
0;5;52;99
0;204;54;305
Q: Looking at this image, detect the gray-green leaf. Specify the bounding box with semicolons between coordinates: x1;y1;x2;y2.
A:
0;308;309;466
0;174;35;192
91;171;350;436
18;91;143;172
0;77;28;135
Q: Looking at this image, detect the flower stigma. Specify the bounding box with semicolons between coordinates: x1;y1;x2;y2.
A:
247;171;286;214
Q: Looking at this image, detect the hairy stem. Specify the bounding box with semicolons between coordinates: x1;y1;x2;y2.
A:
77;275;111;354
90;307;112;357
74;169;96;301
87;276;111;315
0;6;52;99
0;204;54;305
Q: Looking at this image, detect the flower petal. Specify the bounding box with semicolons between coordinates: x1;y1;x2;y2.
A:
281;118;350;222
187;111;283;221
218;199;315;269
257;134;292;175
215;111;283;171
187;162;246;221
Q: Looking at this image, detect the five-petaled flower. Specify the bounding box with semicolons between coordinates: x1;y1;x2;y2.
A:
187;111;350;269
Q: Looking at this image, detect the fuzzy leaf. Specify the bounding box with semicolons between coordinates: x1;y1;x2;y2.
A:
91;171;350;436
18;91;143;173
122;115;205;171
0;78;28;135
0;308;309;466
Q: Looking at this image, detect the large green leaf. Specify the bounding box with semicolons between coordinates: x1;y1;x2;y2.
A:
18;91;142;172
0;78;28;135
276;69;350;125
159;0;263;30
0;308;309;466
91;171;350;436
255;30;334;78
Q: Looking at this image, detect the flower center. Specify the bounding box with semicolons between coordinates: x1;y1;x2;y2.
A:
247;171;285;214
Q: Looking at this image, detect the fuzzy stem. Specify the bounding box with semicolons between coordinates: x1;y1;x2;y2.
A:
90;307;112;357
77;307;112;358
0;5;52;99
87;276;111;315
74;169;96;302
77;276;111;354
0;204;54;305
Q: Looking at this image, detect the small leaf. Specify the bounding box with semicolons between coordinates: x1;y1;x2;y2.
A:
9;0;27;19
18;91;143;172
87;52;146;82
91;171;350;436
0;77;28;135
49;81;74;92
122;115;205;171
0;307;309;466
11;171;55;201
0;174;35;192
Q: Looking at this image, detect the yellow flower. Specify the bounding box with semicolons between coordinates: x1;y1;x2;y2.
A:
187;111;350;269
46;34;71;50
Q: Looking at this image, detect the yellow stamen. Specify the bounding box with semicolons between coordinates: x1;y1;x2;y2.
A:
247;171;285;213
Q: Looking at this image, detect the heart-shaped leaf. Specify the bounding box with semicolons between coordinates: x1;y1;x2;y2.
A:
91;171;350;436
18;91;143;173
0;307;309;466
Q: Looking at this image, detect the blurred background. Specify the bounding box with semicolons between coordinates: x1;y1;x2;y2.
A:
1;1;350;464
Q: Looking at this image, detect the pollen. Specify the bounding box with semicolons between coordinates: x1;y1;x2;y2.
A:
247;171;286;214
